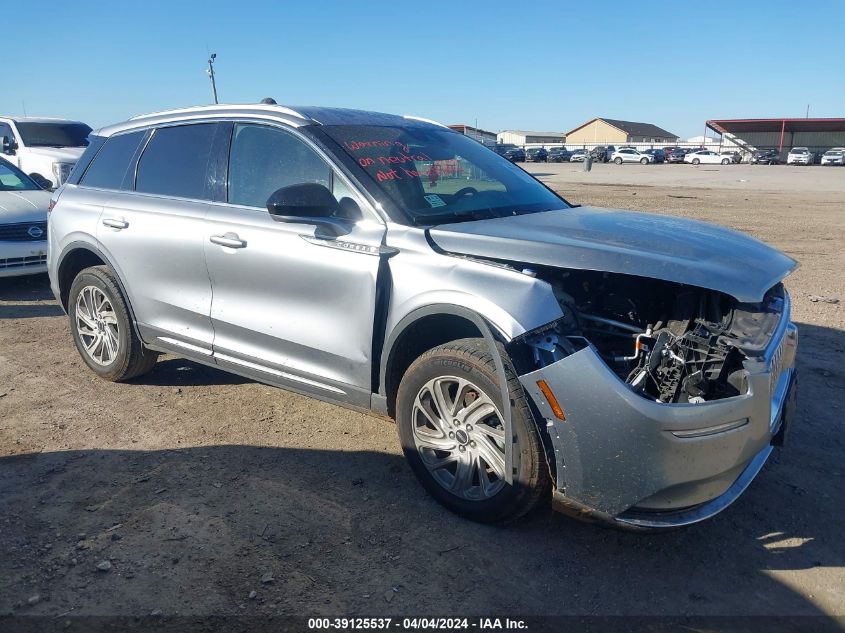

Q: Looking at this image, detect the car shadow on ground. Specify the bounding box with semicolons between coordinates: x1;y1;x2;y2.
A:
131;358;251;387
0;274;64;319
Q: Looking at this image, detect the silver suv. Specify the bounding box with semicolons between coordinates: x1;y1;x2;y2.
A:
48;104;798;529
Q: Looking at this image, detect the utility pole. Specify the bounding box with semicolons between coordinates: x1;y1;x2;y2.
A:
806;104;810;119
207;53;218;104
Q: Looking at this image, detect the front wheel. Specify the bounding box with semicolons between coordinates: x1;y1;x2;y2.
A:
721;158;730;165
396;339;550;523
614;157;623;165
68;266;159;381
640;158;648;165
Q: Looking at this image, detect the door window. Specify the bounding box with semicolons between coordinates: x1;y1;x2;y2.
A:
227;124;333;208
79;130;145;190
136;124;217;200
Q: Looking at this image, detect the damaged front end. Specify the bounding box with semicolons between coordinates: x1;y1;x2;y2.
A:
508;269;798;529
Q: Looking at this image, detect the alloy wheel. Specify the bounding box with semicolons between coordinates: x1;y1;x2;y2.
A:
75;285;120;366
411;376;507;501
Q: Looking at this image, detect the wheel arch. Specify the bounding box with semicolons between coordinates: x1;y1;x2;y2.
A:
379;304;509;419
56;242;143;340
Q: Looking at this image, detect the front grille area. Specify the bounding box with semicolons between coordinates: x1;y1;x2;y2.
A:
0;254;47;270
0;222;48;242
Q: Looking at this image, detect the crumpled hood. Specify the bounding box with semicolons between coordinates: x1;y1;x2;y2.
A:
24;146;84;163
428;207;797;303
0;190;51;224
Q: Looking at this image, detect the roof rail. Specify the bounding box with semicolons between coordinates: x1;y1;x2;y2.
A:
403;115;449;129
129;103;310;122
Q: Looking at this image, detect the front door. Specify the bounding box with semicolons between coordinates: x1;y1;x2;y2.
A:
203;122;385;403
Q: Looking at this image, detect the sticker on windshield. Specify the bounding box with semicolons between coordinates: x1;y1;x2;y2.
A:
424;194;446;208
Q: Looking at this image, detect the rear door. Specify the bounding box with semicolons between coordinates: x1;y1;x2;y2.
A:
94;123;219;353
203;122;385;403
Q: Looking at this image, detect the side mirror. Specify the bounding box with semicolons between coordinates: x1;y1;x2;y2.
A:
1;136;16;154
266;183;356;235
30;174;52;190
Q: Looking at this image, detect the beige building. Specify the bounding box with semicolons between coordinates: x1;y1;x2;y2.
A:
565;118;678;145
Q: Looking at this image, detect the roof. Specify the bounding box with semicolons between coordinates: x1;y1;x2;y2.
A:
566;118;678;139
499;130;567;138
0;116;87;124
100;104;448;137
707;118;845;135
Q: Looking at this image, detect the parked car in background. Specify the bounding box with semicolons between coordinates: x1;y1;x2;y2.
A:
0;157;50;277
547;147;572;162
611;148;653;164
47;103;798;530
665;149;686;164
0;117;92;189
820;148;845;166
526;147;548;163
786;147;814;165
641;149;666;164
590;145;616;163
720;150;741;164
495;144;526;163
685;150;733;165
751;149;780;165
569;148;588;162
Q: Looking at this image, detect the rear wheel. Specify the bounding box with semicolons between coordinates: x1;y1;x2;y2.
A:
614;157;623;165
396;338;550;523
68;266;159;381
692;158;700;165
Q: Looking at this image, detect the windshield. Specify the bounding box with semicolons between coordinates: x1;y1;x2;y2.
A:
790;148;807;154
0;160;41;191
16;122;92;148
322;124;567;225
824;150;842;156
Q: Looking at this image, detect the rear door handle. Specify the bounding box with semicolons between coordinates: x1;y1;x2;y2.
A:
209;233;247;249
102;218;129;230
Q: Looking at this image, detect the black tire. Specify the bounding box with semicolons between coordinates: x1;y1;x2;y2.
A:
68;265;159;381
721;158;730;165
640;157;648;165
396;338;550;524
614;157;623;165
692;158;700;165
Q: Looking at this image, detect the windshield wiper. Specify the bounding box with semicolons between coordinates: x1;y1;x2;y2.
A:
414;211;488;226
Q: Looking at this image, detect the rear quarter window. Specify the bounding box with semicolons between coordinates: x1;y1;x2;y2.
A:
79;131;145;190
136;124;217;200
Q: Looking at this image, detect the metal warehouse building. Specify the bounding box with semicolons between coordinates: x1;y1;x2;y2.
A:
497;130;566;146
448;124;498;148
565;118;679;145
707;118;845;155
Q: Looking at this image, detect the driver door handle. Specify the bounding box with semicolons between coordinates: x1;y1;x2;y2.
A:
102;218;129;230
210;233;247;249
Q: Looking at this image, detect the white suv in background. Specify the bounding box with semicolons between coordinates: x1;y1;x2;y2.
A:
611;148;652;164
0;117;92;189
786;147;814;165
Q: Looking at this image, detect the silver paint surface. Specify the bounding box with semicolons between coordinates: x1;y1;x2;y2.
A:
428;206;798;303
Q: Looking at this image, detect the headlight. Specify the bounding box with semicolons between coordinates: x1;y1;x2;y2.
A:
51;162;74;186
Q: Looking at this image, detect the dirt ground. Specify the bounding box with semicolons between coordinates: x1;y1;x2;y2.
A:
1;163;843;623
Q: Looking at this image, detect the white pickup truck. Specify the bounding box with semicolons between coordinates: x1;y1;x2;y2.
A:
0;116;92;189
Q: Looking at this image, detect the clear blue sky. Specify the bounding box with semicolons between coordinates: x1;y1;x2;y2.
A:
6;1;843;138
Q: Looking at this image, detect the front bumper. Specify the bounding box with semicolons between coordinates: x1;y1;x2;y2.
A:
518;296;798;529
0;240;48;278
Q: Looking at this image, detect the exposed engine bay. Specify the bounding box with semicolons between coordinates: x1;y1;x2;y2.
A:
516;269;786;404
